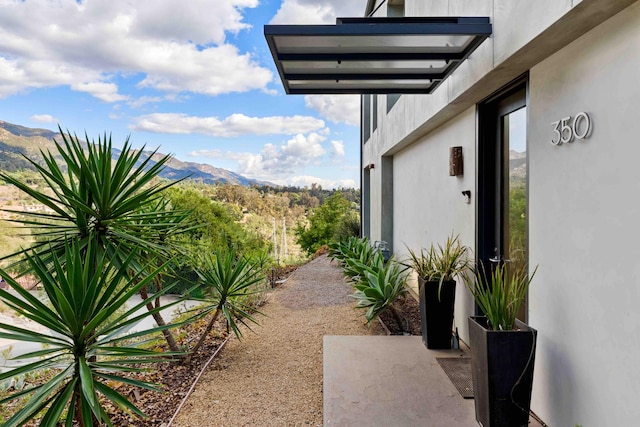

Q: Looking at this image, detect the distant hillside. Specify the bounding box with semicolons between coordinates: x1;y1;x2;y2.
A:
509;150;526;180
0;121;60;172
0;120;265;186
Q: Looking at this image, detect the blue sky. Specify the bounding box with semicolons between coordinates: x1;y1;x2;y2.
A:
0;0;368;188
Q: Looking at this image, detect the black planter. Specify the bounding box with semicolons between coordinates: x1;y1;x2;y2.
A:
468;316;537;427
419;278;456;349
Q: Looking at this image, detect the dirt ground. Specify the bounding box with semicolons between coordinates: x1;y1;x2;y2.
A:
0;254;421;426
172;255;384;427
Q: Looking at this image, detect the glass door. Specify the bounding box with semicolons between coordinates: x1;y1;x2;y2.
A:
478;80;528;322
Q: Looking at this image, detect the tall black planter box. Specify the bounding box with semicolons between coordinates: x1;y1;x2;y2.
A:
468;316;537;427
419;279;456;349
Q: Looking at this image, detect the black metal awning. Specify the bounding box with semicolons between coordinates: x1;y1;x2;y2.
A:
264;17;492;95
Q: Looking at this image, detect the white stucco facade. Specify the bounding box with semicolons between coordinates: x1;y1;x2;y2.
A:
362;0;640;425
528;5;640;425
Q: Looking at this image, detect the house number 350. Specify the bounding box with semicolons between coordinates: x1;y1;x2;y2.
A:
550;112;591;145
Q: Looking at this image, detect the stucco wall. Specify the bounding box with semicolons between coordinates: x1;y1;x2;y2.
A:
528;2;640;425
362;0;640;425
393;107;476;342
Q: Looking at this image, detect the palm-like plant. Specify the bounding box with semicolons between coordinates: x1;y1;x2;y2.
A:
187;252;265;363
0;242;180;427
0;127;186;268
0;128;194;352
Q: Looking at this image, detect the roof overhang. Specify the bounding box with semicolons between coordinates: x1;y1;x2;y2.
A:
264;17;492;95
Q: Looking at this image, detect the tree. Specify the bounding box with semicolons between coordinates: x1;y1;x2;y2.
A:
167;187;268;258
295;192;358;255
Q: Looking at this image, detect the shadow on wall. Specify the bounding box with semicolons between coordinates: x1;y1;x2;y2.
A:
536;295;581;426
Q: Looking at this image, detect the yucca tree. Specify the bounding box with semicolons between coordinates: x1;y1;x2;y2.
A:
1;127;185;263
0;241;181;427
0;127;194;351
187;252;265;363
131;197;197;352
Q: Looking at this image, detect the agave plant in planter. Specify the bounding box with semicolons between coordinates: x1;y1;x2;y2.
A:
406;234;471;349
465;263;537;427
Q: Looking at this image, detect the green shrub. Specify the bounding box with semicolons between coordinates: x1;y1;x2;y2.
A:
295;192;357;255
328;236;373;267
331;236;410;333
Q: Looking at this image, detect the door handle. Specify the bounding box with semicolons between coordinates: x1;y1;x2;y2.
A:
489;248;510;263
489;257;511;263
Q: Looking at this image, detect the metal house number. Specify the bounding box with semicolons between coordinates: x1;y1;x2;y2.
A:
550;112;591;145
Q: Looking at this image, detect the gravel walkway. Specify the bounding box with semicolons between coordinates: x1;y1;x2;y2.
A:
173;254;383;427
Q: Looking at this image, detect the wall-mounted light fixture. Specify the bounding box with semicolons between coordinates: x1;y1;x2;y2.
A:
449;146;463;176
462;190;471;204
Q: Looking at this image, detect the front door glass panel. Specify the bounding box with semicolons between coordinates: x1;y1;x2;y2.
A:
503;107;527;274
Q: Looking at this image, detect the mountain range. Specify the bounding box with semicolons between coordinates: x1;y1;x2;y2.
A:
0;120;266;186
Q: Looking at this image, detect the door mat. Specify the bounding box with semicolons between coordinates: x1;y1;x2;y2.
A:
436;357;474;399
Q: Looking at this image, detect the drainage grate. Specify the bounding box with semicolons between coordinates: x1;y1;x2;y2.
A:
436;357;474;399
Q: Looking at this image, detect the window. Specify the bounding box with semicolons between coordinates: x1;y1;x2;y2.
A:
387;0;404;18
373;95;378;131
387;94;401;112
363;95;371;142
362;94;378;143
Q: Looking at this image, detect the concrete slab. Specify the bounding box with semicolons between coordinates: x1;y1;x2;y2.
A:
323;335;545;427
323;336;477;427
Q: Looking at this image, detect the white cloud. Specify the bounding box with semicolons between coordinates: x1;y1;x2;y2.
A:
130;113;325;137
241;132;326;175
331;140;345;158
270;0;367;24
127;96;172;109
191;132;327;178
304;95;360;126
189;131;359;188
30;114;57;123
0;0;271;100
71;82;128;102
133;43;271;96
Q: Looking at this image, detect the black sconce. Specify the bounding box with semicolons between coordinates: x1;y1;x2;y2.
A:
462;190;471;204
